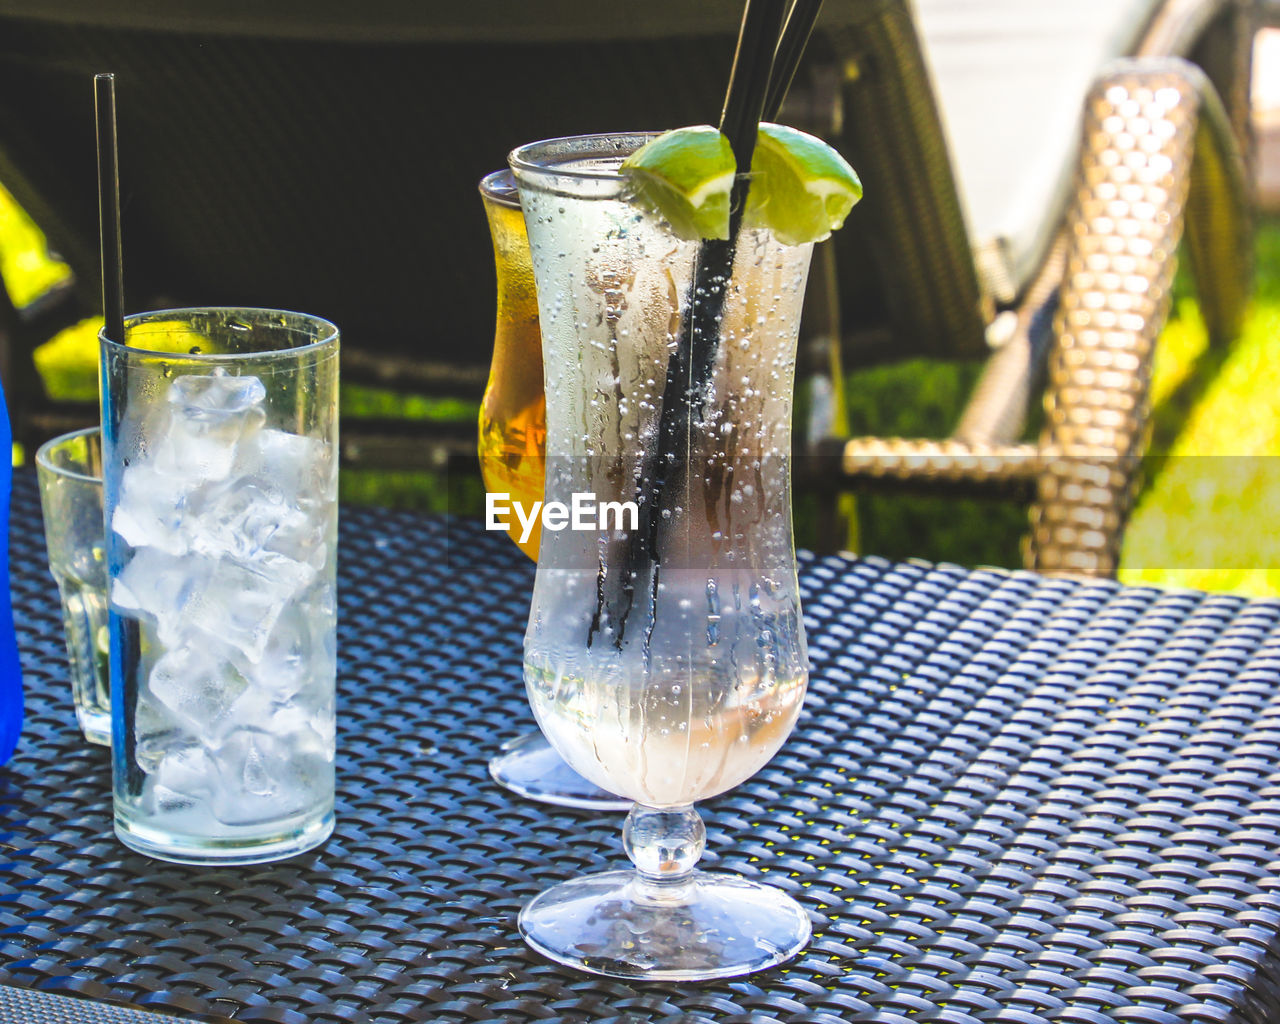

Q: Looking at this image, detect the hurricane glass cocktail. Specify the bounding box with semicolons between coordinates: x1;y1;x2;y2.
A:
478;169;628;811
512;133;812;980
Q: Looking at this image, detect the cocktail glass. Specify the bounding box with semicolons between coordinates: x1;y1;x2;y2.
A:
511;134;812;980
101;308;339;864
478;169;629;812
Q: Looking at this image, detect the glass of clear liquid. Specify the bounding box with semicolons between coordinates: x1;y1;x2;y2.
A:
100;308;339;864
511;133;813;980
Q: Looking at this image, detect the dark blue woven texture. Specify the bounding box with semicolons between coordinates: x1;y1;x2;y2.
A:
0;981;192;1023
4;469;1280;1023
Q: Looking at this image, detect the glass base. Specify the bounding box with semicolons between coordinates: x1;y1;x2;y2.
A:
114;809;334;865
519;869;811;980
77;707;111;747
489;732;631;811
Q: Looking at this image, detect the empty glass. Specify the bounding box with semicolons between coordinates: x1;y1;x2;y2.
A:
36;426;110;746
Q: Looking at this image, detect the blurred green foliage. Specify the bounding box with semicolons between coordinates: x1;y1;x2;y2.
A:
838;357;1027;570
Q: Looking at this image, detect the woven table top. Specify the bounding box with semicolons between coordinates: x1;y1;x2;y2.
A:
5;468;1280;1023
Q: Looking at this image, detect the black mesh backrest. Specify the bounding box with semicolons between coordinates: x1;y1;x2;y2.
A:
0;0;987;398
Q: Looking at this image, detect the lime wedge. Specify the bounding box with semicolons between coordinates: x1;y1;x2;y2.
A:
620;126;736;241
745;123;863;246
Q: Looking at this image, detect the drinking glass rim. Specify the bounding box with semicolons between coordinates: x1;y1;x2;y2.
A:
508;132;662;182
98;306;339;362
479;168;519;208
35;424;102;485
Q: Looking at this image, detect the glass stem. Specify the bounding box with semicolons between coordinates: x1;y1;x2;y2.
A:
622;803;705;902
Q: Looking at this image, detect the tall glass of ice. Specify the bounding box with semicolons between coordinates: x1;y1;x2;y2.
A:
100;308;339;864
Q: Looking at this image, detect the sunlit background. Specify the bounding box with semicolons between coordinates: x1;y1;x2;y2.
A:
3;28;1278;598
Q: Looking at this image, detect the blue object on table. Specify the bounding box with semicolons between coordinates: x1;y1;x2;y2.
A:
0;380;23;763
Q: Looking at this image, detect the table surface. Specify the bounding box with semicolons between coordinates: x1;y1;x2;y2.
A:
5;469;1280;1023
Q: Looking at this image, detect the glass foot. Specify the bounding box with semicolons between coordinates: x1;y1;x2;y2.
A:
520;868;811;980
489;732;631;811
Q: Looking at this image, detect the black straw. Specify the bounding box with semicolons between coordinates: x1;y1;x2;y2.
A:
94;73;125;346
719;0;786;177
596;0;786;649
764;0;823;121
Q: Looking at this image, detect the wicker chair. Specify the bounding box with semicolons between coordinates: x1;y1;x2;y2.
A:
818;0;1256;577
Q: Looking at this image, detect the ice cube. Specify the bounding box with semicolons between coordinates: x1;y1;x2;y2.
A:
233;593;335;702
134;718;185;774
113;455;327;567
238;610;308;703
146;784;200;817
186;553;317;662
172;371;266;414
208;728;332;826
239;428;336;508
146;642;250;736
114;547;314;660
152;372;267;482
148;741;217;800
112;462;197;556
112;549;213;648
306;695;336;750
222;684;333;762
190;477;320;565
